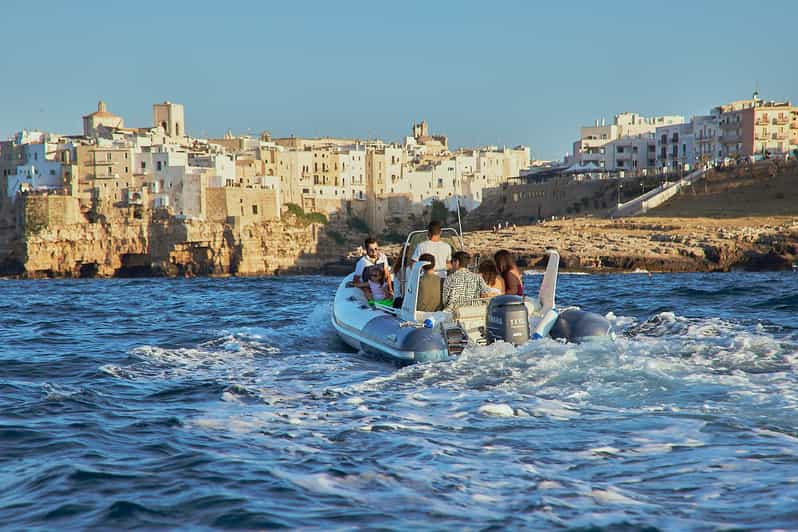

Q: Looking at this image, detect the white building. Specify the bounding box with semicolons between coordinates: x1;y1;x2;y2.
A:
571;112;685;171
692;114;722;165
153;101;185;138
6;140;65;200
656;122;695;173
605;133;657;176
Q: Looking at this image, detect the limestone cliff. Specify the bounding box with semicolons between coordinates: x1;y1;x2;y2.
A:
3;216;341;278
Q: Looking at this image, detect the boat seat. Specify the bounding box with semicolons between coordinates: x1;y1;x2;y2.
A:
452;301;489;344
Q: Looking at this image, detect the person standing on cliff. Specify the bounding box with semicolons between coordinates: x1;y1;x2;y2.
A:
410;220;451;278
353;237;390;285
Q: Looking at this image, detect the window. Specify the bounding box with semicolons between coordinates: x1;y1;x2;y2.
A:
252;205;258;215
156;161;162;171
141;161;146;170
617;146;624;153
107;153;112;161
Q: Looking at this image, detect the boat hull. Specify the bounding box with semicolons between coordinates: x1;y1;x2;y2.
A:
332;275;449;364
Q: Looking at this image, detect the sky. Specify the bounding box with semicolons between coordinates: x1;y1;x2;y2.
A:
1;0;796;160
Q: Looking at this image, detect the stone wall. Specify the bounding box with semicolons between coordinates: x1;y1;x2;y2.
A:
23;194;82;232
467;178;620;228
206;187;279;223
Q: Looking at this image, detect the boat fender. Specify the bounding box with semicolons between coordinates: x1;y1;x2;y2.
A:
532;308;559;339
423;317;436;328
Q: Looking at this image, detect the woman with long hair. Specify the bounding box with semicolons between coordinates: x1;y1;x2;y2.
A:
494;249;524;296
478;259;504;297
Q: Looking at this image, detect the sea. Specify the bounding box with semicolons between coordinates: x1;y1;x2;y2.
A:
1;271;798;530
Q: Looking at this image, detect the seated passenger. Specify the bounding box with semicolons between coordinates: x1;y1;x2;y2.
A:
354;265;394;306
354;237;389;285
478;259;505;297
443;251;490;311
416;253;443;312
495;249;524;296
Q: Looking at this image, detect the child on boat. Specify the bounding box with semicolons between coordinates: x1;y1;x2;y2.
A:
355;265;394;305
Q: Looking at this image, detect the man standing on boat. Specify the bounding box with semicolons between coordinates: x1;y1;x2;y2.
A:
410;220;451;278
353;237;390;285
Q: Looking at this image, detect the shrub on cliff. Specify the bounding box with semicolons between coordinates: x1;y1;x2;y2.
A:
284;203;328;226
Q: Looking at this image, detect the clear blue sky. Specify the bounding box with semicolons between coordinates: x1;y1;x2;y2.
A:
1;0;795;160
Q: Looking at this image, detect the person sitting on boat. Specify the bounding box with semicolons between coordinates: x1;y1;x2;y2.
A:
410;220;451;278
494;249;524;296
478;258;505;297
354;264;393;306
443;251;490;311
354;237;390;286
416;253;443;312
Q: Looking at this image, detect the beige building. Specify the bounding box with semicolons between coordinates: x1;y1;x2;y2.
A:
73;143;140;209
715;93;796;158
205;187;279;224
153;101;185;138
82;101;125;137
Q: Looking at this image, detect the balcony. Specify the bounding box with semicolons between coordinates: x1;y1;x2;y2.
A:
791;122;798;129
755;118;769;126
774;117;789;125
754;132;768;140
775;133;788;140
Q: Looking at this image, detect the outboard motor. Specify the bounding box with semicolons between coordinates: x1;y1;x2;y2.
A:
486;295;530;346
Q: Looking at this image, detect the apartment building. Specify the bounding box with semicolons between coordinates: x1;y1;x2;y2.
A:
656;122;694;172
571;112;684;171
716;93;796;158
606;134;657;175
693;114;721;165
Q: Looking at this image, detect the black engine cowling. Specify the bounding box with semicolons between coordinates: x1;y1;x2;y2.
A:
486;295;530;346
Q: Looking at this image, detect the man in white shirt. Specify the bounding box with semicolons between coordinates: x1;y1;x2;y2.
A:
410;220;451;278
354;237;390;284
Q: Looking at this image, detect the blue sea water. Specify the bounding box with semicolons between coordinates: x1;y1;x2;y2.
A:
1;272;798;530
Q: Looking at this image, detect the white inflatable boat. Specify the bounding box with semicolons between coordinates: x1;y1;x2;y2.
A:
331;228;611;364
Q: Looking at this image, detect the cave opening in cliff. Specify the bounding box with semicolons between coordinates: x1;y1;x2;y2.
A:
115;254;155;278
78;263;99;278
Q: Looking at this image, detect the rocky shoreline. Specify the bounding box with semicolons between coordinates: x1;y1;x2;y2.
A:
469;216;798;273
376;216;798;274
3;215;797;279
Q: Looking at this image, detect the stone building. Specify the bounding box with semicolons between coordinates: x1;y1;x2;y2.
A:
82;101;124;137
153;101;185;138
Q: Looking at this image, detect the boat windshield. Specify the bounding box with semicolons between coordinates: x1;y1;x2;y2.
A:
397;228;463;292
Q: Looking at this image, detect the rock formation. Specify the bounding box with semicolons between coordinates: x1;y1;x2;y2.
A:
1;214;344;278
